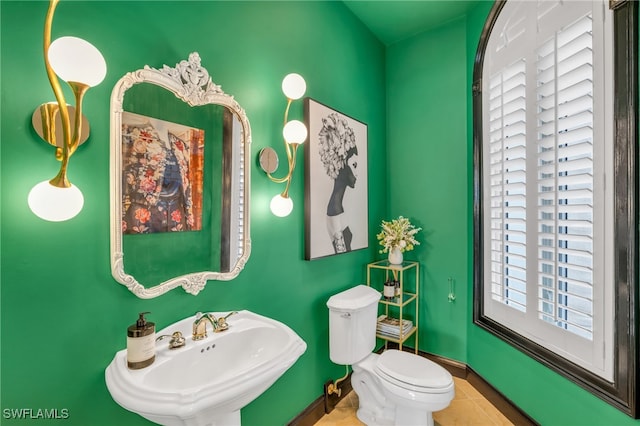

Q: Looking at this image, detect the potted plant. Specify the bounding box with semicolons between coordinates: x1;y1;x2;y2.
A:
376;216;421;265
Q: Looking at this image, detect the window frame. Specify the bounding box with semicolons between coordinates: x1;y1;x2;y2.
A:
472;0;639;417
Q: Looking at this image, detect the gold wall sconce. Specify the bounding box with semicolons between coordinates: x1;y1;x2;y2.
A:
28;0;106;221
259;73;307;217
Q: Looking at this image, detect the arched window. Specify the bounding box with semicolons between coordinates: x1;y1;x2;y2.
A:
473;0;638;416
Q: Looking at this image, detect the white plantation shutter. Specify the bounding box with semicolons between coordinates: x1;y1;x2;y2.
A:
537;13;595;340
488;59;527;312
482;0;613;380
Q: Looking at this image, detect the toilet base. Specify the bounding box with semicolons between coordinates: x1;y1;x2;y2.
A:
356;406;434;426
351;353;453;426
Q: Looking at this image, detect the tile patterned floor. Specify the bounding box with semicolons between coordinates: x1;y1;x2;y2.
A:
315;377;514;425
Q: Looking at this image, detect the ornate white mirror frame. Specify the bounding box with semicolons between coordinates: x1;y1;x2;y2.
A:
110;52;251;298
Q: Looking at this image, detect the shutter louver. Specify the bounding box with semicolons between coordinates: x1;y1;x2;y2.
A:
536;14;594;340
489;59;527;312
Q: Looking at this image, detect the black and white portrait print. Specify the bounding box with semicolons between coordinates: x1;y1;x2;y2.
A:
305;99;368;260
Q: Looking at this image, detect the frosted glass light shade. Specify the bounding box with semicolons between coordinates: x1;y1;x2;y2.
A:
270;194;293;217
282;73;306;100
28;180;84;222
283;120;308;144
48;36;107;87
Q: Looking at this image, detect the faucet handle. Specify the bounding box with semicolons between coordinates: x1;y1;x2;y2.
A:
223;311;239;320
215;311;238;332
169;331;185;349
215;319;229;332
156;331;186;349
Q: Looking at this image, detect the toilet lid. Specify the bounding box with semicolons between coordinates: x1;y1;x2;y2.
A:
375;350;453;392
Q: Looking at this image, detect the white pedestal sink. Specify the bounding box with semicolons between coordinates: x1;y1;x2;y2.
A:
105;310;307;425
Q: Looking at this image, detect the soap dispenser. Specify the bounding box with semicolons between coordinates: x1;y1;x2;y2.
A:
127;312;155;369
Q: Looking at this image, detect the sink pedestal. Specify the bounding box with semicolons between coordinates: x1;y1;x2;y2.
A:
212;411;240;426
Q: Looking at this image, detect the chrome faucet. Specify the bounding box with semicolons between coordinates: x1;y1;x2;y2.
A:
192;311;238;340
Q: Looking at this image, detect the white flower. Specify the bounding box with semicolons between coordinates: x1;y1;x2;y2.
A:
318;113;357;179
376;216;422;253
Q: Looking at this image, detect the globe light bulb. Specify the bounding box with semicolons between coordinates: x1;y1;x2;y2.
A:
270;194;293;217
48;36;107;87
283;120;308;144
282;73;306;100
28;180;84;222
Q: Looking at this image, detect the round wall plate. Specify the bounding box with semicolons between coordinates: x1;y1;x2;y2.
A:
259;147;279;174
32;103;90;148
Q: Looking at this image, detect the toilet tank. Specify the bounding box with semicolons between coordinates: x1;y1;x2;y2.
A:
327;285;381;365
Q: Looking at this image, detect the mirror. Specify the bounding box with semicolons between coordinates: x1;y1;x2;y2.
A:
110;53;251;298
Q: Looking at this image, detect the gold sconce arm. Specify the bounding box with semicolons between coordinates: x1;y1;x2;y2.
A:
28;0;107;222
43;0;72;188
66;81;91;156
265;99;297;185
41;0;94;188
259;73;307;217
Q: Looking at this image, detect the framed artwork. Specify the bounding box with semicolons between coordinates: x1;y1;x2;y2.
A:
304;98;368;260
121;111;205;234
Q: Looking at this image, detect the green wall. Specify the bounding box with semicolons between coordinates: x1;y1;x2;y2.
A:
386;13;470;363
3;1;640;425
0;1;387;425
387;2;640;425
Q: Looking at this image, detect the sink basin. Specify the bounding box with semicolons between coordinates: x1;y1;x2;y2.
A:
105;310;307;426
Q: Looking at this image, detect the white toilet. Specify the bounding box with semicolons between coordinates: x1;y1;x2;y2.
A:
327;285;454;426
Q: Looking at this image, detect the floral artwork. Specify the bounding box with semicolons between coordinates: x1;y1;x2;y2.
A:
317;113;357;180
376;216;422;254
121;112;204;234
305;99;368;260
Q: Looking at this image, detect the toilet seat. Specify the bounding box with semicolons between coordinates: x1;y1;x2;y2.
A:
374;350;453;394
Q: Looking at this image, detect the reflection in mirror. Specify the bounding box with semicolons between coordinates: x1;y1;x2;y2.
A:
110;53;251;298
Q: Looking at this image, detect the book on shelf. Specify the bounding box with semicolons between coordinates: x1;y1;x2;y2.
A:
376;315;413;338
